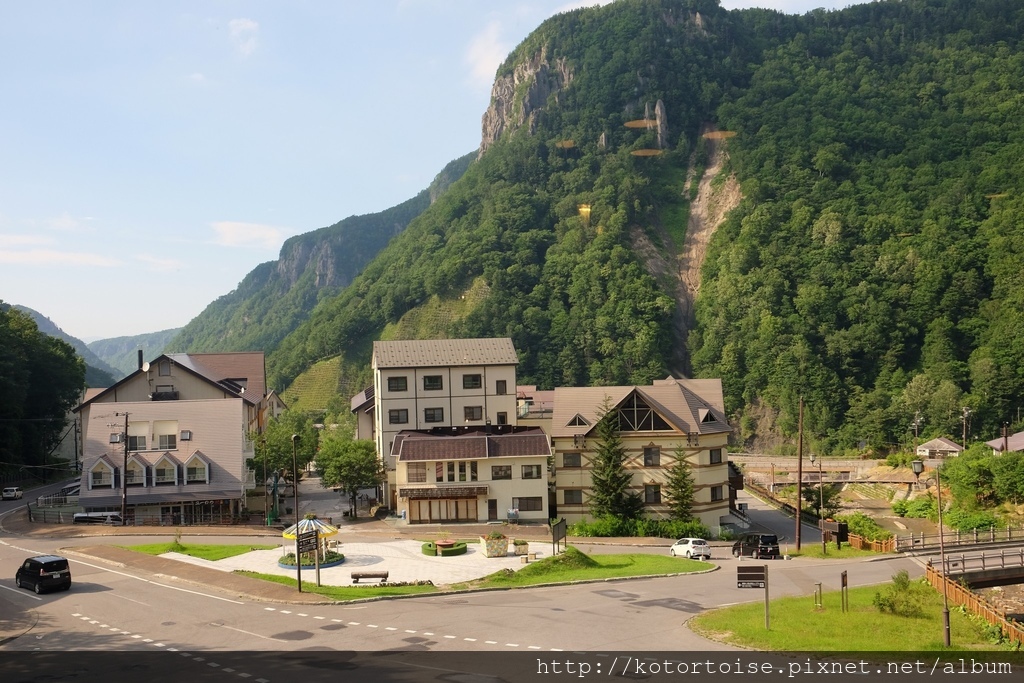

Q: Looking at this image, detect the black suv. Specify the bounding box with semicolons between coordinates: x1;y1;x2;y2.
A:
16;555;71;594
731;533;780;559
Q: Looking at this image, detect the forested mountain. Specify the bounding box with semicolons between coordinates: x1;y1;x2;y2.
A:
0;303;84;475
87;328;181;378
261;0;1024;456
14;305;117;387
166;152;475;356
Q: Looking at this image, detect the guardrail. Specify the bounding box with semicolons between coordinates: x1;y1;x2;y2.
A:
895;525;1024;552
940;548;1024;575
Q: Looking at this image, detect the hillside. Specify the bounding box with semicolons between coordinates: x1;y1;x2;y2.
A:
166;152;474;356
14;305;117;387
260;0;1022;456
87;328;181;378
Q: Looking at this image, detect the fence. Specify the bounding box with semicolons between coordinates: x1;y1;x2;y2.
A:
26;503;254;527
894;526;1024;552
924;562;1024;646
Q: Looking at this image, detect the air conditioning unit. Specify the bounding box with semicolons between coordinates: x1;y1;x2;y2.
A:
109;433;123;444
180;430;192;441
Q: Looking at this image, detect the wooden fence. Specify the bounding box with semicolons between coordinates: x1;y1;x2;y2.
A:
924;562;1024;646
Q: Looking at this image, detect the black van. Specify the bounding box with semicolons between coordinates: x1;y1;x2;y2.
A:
16;555;72;594
731;533;781;559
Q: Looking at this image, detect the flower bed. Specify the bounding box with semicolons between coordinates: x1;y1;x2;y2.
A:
278;550;345;569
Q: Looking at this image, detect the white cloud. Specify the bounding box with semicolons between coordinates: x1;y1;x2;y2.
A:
136;254;185;272
49;211;85;232
229;18;259;57
465;21;508;91
211;221;285;249
0;249;121;267
0;234;55;248
188;72;208;84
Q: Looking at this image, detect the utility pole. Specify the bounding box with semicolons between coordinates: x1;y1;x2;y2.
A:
795;397;803;552
961;407;971;450
115;411;130;525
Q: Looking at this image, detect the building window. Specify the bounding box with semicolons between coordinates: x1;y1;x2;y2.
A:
458;462;468;482
126;465;145;486
495;380;507;395
128;435;146;452
424;407;444;423
435;462;444;481
711;485;723;501
389;409;409;425
562;453;581;468
463;374;482;389
522;464;542;480
423;375;443;391
645;484;662;504
388;376;408;392
492;465;511;480
91;468;112;488
709;448;723;464
496;412;507;425
470;461;478;481
186;466;206;484
447;462;456;482
155;463;175;485
643;447;661;467
407;463;426;483
512;496;543;511
464;406;483;421
158;434;177;450
159;360;170;376
563;489;583;505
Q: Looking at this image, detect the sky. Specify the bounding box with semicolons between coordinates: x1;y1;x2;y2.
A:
0;0;852;342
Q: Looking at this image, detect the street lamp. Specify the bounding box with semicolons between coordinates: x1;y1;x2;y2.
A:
291;434;300;524
260;438;268;526
809;453;825;554
913;459;950;647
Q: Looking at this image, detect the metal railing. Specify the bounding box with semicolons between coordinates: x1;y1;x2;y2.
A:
895;525;1024;552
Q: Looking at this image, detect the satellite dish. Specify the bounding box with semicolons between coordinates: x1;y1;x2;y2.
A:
141;362;150;372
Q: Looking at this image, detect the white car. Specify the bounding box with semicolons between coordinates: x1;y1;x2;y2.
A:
669;537;711;559
2;487;23;500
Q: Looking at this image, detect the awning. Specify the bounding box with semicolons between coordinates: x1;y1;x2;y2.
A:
399;486;489;500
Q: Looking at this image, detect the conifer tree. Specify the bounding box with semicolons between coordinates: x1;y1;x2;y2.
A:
665;444;696;521
589;398;644;519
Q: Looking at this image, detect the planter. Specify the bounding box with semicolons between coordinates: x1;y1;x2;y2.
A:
481;536;509;558
512;541;529;555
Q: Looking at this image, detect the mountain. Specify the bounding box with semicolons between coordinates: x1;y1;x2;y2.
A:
14;305;118;387
166;152;475;356
262;0;1024;454
87;328;182;377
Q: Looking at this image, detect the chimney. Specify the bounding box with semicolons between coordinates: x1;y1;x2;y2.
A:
138;350;144;370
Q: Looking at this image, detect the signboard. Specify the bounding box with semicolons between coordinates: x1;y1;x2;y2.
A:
297;530;318;553
737;565;766;589
820;520;849;543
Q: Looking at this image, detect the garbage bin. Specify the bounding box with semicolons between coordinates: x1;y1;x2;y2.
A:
400;510;407;520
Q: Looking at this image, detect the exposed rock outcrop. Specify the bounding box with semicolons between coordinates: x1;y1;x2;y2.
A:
479;48;574;156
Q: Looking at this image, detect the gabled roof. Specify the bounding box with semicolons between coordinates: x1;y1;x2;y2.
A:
373;338;518;369
393;427;551;461
75;351;266;410
550;378;729;439
350;386;374;413
986;430;1024;453
917;437;963;452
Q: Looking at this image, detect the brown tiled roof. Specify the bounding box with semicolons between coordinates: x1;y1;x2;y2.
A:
373;338;518;369
393;428;551;461
170;352;266;400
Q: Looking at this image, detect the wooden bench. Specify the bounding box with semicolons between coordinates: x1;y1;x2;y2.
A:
351;571;389;584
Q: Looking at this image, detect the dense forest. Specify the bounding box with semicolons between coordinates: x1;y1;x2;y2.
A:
0;303;85;480
193;0;1024;456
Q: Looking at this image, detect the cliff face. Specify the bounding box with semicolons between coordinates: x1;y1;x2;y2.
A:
479;48;574;156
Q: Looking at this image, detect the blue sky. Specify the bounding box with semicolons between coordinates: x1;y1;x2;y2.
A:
0;1;851;341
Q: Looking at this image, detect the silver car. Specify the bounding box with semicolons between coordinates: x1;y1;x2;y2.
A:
669;537;711;559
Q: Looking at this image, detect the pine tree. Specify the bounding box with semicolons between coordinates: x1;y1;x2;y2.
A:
665;444;695;521
589;398;644;520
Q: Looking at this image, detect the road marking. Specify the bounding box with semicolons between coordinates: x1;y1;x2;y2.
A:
331;619;344;623
385;627;397;631
485;640;497;644
348;621;361;625
313;616;325;620
506;643;519;647
464;638;476;642
443;635;455;639
264;607;276;611
528;645;541;650
297;613;308;617
67;559;243;604
367;624;378;628
211;623;287;642
279;610;291;614
405;629;417;633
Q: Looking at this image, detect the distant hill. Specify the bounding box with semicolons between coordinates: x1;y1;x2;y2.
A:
13;305;118;387
167;152;475;357
87;328;182;377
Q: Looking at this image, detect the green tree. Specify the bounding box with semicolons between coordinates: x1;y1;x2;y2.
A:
248;411;318;488
664;444;696;521
801;483;843;519
315;434;382;519
589;398;644;520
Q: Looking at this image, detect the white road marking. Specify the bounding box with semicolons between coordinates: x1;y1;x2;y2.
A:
66;558;243;604
211;623;287;642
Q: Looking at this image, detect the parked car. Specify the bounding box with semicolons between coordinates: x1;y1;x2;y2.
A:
73;512;122;525
2;487;23;500
669;537;711;559
15;555;72;594
732;533;781;559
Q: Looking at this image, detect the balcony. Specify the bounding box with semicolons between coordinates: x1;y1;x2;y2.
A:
151;391;179;401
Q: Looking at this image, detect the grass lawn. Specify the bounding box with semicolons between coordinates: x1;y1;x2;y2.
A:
786;545;879;560
456;546;712;590
234;571;438;600
690;583;1008;650
122;542;278;561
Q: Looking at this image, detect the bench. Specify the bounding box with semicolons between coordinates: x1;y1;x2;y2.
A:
351;571;389;584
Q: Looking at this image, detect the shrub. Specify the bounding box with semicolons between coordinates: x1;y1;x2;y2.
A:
438;541;467;557
944;507;999;532
421;542;436;556
278;550;345;566
485;530;507;540
872;570;928;618
891;500;909;517
837;512;892;541
567;516;710;539
513;538;529;546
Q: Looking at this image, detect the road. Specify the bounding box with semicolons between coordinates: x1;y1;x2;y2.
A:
0;480;925;680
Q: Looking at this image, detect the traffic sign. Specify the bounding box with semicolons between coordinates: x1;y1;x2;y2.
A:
737;565;766;588
297;530;318;553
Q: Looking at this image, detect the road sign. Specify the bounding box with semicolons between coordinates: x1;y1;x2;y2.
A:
737;565;766;588
297;530;318;553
